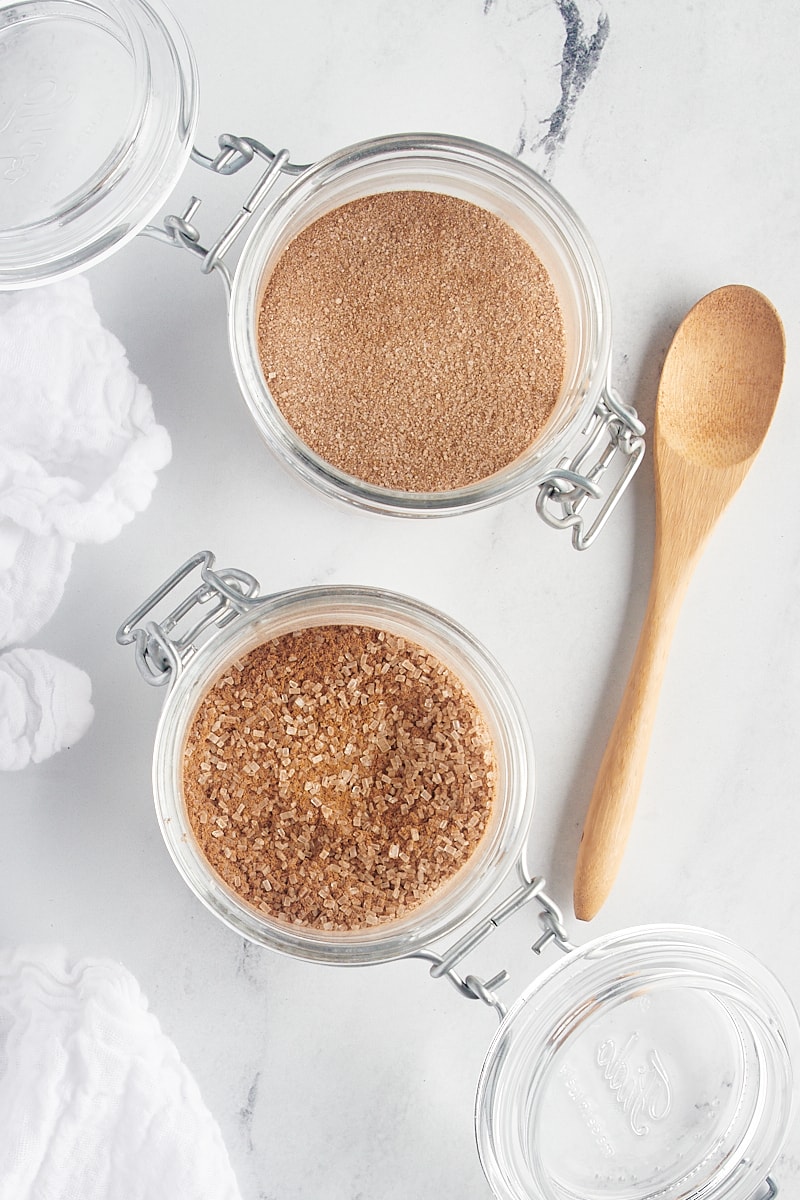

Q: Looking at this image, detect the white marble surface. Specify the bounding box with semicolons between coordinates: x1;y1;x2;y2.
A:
3;1;800;1196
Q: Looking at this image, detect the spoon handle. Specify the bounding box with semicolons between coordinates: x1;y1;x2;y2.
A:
573;552;689;921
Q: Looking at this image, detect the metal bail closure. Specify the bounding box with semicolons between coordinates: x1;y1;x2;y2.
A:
141;135;312;292
411;868;574;1022
536;386;646;549
115;551;263;686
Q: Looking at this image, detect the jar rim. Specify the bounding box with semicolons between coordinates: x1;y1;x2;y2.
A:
151;583;536;964
229;132;613;517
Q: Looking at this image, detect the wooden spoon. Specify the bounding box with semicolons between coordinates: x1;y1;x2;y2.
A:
573;284;785;921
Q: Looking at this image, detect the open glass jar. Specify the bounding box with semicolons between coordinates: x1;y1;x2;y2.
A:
227;132;643;526
117;550;536;964
118;552;800;1200
0;0;644;546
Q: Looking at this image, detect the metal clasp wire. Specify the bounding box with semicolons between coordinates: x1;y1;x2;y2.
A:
116;550;263;687
142;135;311;293
536;386;646;550
410;870;574;1022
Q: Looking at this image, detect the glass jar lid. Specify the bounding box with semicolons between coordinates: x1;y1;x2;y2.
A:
0;0;198;288
476;926;800;1200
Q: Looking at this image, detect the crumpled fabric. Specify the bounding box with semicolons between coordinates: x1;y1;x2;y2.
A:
0;648;94;770
0;276;170;767
0;523;74;650
0;946;242;1200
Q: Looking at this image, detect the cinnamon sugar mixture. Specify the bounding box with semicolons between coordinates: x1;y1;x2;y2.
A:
182;624;496;931
257;191;565;492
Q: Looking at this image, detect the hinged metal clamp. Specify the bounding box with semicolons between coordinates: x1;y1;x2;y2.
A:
411;870;575;1022
116;550;263;686
142;135;311;292
536;386;646;550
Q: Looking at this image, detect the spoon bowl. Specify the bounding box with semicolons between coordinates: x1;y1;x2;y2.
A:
573;284;785;921
659;285;785;469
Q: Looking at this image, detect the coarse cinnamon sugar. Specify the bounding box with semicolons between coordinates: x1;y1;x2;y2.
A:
256;190;565;492
182;624;496;931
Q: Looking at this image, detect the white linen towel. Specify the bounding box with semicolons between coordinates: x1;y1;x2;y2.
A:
0;946;242;1200
0;648;94;771
0;276;170;768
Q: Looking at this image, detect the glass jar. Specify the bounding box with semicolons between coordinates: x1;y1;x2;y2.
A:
0;0;644;547
117;550;536;965
228;132;642;524
118;556;800;1200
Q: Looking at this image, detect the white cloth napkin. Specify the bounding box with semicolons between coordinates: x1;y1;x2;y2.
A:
0;276;170;768
0;648;94;771
0;946;242;1200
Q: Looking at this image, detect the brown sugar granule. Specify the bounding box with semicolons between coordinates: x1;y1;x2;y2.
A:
182;625;497;932
257;190;565;492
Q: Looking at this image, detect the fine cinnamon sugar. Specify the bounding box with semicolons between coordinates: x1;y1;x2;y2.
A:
257;190;565;492
182;624;496;931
